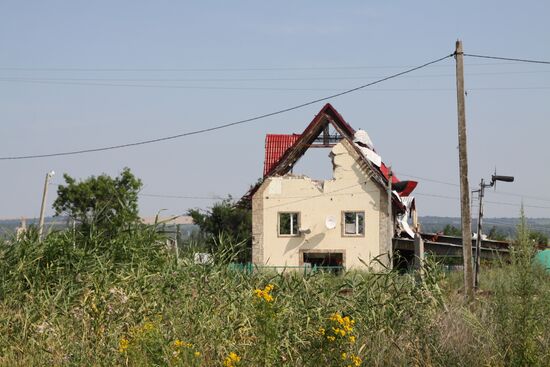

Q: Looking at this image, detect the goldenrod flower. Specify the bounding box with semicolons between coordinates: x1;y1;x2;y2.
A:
223;352;241;367
142;321;155;332
173;339;193;348
118;338;129;354
253;284;275;303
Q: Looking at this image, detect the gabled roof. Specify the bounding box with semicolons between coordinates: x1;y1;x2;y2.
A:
240;103;417;209
264;103;356;178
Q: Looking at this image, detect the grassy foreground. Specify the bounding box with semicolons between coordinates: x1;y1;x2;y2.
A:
0;225;549;366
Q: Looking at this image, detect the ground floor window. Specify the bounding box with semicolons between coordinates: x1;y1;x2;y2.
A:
303;252;344;272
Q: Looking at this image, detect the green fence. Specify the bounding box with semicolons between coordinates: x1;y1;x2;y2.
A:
227;263;344;274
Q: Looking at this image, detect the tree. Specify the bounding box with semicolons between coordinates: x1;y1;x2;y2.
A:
443;224;461;236
188;196;251;261
53;168;142;233
529;230;549;246
488;226;508;241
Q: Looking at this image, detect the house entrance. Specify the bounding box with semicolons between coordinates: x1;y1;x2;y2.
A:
303;251;344;272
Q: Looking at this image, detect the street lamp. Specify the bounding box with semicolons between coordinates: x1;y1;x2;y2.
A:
473;173;514;289
38;170;55;240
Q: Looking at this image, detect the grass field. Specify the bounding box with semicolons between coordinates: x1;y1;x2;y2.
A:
0;223;548;366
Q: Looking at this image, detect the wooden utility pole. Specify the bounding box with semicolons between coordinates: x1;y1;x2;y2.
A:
387;167;393;269
455;40;474;300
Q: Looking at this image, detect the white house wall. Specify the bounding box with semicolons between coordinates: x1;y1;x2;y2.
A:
252;141;389;270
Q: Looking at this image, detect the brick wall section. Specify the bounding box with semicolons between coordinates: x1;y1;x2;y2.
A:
378;188;392;268
251;183;267;265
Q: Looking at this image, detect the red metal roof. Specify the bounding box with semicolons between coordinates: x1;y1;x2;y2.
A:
263;134;301;176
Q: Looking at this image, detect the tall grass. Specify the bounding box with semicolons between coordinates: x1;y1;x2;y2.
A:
0;221;548;366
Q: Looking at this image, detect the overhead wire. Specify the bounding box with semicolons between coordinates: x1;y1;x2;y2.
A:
0;53;454;161
1;69;550;82
463;53;550;65
2;78;550;92
0;61;522;73
140;193;223;200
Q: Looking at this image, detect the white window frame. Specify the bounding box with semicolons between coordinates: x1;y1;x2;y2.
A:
278;212;300;236
342;211;365;237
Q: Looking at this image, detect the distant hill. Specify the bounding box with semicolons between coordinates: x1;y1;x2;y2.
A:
419;216;550;238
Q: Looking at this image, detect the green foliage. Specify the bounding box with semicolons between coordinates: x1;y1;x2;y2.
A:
529;230;548;245
487;225;508;241
489;211;550;366
53;167;142;234
442;224;461;236
188;197;251;261
0;213;549;366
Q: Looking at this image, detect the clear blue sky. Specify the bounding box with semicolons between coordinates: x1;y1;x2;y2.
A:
1;0;549;219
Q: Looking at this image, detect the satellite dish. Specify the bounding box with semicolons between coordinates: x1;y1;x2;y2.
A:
325;215;337;230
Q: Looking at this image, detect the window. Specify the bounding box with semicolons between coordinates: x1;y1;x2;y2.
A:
303;252;344;274
343;211;364;236
279;212;299;236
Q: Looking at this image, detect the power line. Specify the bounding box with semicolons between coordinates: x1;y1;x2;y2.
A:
0;53;454;161
1;69;549;82
396;171;550;203
0;61;517;73
464;53;550;65
415;192;550;211
393;172;460;188
140;193;223;200
3;78;550;92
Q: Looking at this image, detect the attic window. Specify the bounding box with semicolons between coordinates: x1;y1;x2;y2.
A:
343;211;364;236
278;212;300;236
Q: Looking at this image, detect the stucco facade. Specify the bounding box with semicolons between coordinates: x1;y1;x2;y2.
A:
252;139;392;270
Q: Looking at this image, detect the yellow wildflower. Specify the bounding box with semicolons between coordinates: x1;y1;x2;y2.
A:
118;338;129;354
341;352;347;360
174;339;193;348
253;284;275;303
349;335;356;343
223;352;241;367
318;327;326;335
326;335;336;342
194;351;201;358
142;321;155;332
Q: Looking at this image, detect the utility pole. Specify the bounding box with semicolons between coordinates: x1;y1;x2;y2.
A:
474;178;486;289
387;166;393;269
38;171;55;240
455;40;474;300
473;174;514;288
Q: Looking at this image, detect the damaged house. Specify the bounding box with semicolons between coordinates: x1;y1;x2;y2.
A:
243;104;418;270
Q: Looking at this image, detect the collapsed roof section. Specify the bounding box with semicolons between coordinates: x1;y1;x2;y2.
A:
242;103;417;212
